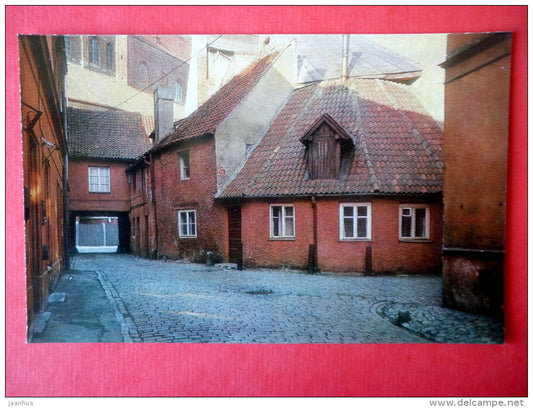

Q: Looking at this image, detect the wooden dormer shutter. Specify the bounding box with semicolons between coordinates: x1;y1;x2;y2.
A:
300;114;353;180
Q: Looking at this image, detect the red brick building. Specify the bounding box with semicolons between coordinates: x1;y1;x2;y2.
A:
218;77;444;274
67;107;153;253
126;36;444;274
19;35;68;338
440;32;511;315
129;49;295;261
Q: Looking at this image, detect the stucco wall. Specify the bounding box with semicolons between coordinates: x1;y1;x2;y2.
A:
214;46;296;191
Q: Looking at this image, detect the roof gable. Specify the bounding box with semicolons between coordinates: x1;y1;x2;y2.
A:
153;51;280;152
300;113;354;147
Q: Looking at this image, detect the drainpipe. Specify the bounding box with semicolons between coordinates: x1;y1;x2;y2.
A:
149;152;159;259
308;196;318;273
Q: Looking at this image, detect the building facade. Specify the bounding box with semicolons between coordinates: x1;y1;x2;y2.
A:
128;48;296;261
67;107;153;253
218;77;444;274
65;35;191;120
19;35;68;339
440;32;512;316
124;35;446;274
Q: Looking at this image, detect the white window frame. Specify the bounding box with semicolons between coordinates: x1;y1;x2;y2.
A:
399;204;430;240
178;209;197;238
339;203;372;240
88;166;110;193
179;151;190;180
270;204;295;239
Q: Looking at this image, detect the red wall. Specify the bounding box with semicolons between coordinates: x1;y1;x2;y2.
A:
240;197;443;274
69;159;131;212
153;137;227;261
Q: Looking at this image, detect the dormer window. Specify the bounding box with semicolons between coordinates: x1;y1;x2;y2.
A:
300;114;354;180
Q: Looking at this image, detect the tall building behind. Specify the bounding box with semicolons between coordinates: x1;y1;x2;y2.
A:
64;35;191;121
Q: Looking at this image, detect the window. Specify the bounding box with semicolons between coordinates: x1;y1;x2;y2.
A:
179;151;190;180
105;42;114;71
400;205;429;240
174;82;183;102
270;205;295;238
88;167;110;193
340;203;371;240
135;62;149;88
64;36;71;56
89;37;100;65
65;35;81;64
178;210;196;238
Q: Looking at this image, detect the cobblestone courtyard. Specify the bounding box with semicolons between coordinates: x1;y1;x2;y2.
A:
33;254;504;343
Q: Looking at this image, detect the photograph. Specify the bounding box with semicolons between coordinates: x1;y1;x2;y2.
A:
21;32;508;345
6;5;527;400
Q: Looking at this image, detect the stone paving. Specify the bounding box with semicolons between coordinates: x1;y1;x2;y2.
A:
41;253;503;344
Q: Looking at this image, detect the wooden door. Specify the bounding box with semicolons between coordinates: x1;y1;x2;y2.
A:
228;206;243;269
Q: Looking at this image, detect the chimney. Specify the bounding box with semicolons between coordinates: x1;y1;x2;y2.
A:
154;86;175;141
342;34;350;82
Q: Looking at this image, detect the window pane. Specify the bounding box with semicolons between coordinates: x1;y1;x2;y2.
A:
357;206;367;217
343;206;354;217
284;206;294;217
180;212;188;235
271;206;281;237
189;211;196;236
357;218;367;238
344;217;354;238
401;215;411;237
415;208;426;237
285;217;294;237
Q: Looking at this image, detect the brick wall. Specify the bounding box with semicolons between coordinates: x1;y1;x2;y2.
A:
153;137;227;261
240;197;443;274
69;159;131;212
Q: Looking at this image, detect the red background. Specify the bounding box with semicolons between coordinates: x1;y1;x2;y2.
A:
5;6;528;397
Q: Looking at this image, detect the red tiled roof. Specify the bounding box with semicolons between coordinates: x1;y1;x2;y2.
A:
152;51;280;152
219;77;443;199
67;107;153;160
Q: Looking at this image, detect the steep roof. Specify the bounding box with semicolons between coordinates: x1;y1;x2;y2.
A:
67;107;152;160
218;77;443;199
152;51;280;152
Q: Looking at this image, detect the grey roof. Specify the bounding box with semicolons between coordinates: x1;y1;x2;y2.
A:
67;107;153;160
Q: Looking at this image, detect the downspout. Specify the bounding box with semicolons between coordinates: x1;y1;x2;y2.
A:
149;152;159;259
309;196;318;273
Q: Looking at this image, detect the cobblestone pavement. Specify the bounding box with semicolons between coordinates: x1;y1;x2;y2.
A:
54;253;503;344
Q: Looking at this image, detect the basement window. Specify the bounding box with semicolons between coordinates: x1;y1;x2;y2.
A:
340;203;371;240
399;205;429;240
178;210;197;238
